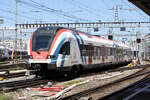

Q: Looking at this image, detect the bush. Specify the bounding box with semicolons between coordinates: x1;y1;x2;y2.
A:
0;93;12;100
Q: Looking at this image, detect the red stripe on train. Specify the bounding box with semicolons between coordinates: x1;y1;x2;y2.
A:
48;29;67;55
29;33;33;55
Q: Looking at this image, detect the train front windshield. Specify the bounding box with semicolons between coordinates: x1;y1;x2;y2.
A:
32;28;56;51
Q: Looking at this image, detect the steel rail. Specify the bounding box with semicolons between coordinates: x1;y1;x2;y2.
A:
79;64;150;79
0;63;26;69
0;77;49;92
60;67;150;100
98;73;150;100
0;70;35;79
107;64;150;72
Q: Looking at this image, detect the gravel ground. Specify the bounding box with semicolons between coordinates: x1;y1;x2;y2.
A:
0;74;36;83
5;69;141;100
3;61;150;100
89;74;147;100
60;69;141;99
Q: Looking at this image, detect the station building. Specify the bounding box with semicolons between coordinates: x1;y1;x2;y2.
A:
0;39;27;51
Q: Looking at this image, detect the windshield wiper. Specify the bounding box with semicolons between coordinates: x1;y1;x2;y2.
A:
36;50;41;54
35;48;47;54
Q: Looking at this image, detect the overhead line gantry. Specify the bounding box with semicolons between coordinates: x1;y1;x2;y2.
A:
17;21;150;29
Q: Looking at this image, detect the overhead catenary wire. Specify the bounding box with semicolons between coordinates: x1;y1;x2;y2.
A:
0;8;36;21
66;0;102;18
18;0;74;21
121;0;148;21
101;0;116;20
0;1;41;24
18;0;88;21
65;0;114;21
29;0;88;21
0;19;14;25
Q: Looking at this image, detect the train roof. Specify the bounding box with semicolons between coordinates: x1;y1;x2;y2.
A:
36;26;131;49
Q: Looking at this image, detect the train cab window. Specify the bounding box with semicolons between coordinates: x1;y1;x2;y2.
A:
59;42;70;55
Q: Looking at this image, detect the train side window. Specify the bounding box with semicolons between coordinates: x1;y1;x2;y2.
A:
92;46;94;56
123;50;126;55
96;47;99;58
108;48;110;56
93;46;97;59
87;45;93;56
110;48;112;56
59;42;70;55
113;48;116;55
97;47;100;59
105;47;108;56
100;47;103;56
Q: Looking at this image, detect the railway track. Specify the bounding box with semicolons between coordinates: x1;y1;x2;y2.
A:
107;64;150;72
0;59;25;64
0;70;35;79
99;74;150;100
0;62;27;79
60;66;150;100
0;63;149;98
0;62;9;64
0;77;49;92
0;63;26;70
79;64;150;79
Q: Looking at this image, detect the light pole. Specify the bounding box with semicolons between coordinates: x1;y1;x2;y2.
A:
0;18;4;44
2;27;6;45
12;0;18;59
20;31;22;59
136;24;142;64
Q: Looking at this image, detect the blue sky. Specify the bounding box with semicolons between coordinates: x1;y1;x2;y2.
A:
0;0;150;26
1;0;150;43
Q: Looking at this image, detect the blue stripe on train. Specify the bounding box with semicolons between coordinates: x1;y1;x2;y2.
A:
51;31;84;67
52;35;72;67
60;38;72;67
77;33;86;64
60;54;66;67
72;32;84;63
50;33;66;64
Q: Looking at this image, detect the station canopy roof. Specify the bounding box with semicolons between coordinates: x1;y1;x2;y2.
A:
129;0;150;16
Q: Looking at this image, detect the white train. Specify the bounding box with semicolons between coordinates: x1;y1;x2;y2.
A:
26;27;133;76
0;45;28;61
0;45;10;61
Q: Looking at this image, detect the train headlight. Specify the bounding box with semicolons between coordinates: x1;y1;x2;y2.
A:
47;55;56;59
30;55;33;59
47;55;51;59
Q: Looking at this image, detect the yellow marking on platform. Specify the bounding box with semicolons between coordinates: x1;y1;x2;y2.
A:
128;64;131;67
0;77;3;81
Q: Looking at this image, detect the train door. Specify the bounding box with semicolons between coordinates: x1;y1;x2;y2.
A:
101;45;105;63
88;44;93;64
59;41;71;67
115;48;119;63
70;39;79;65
